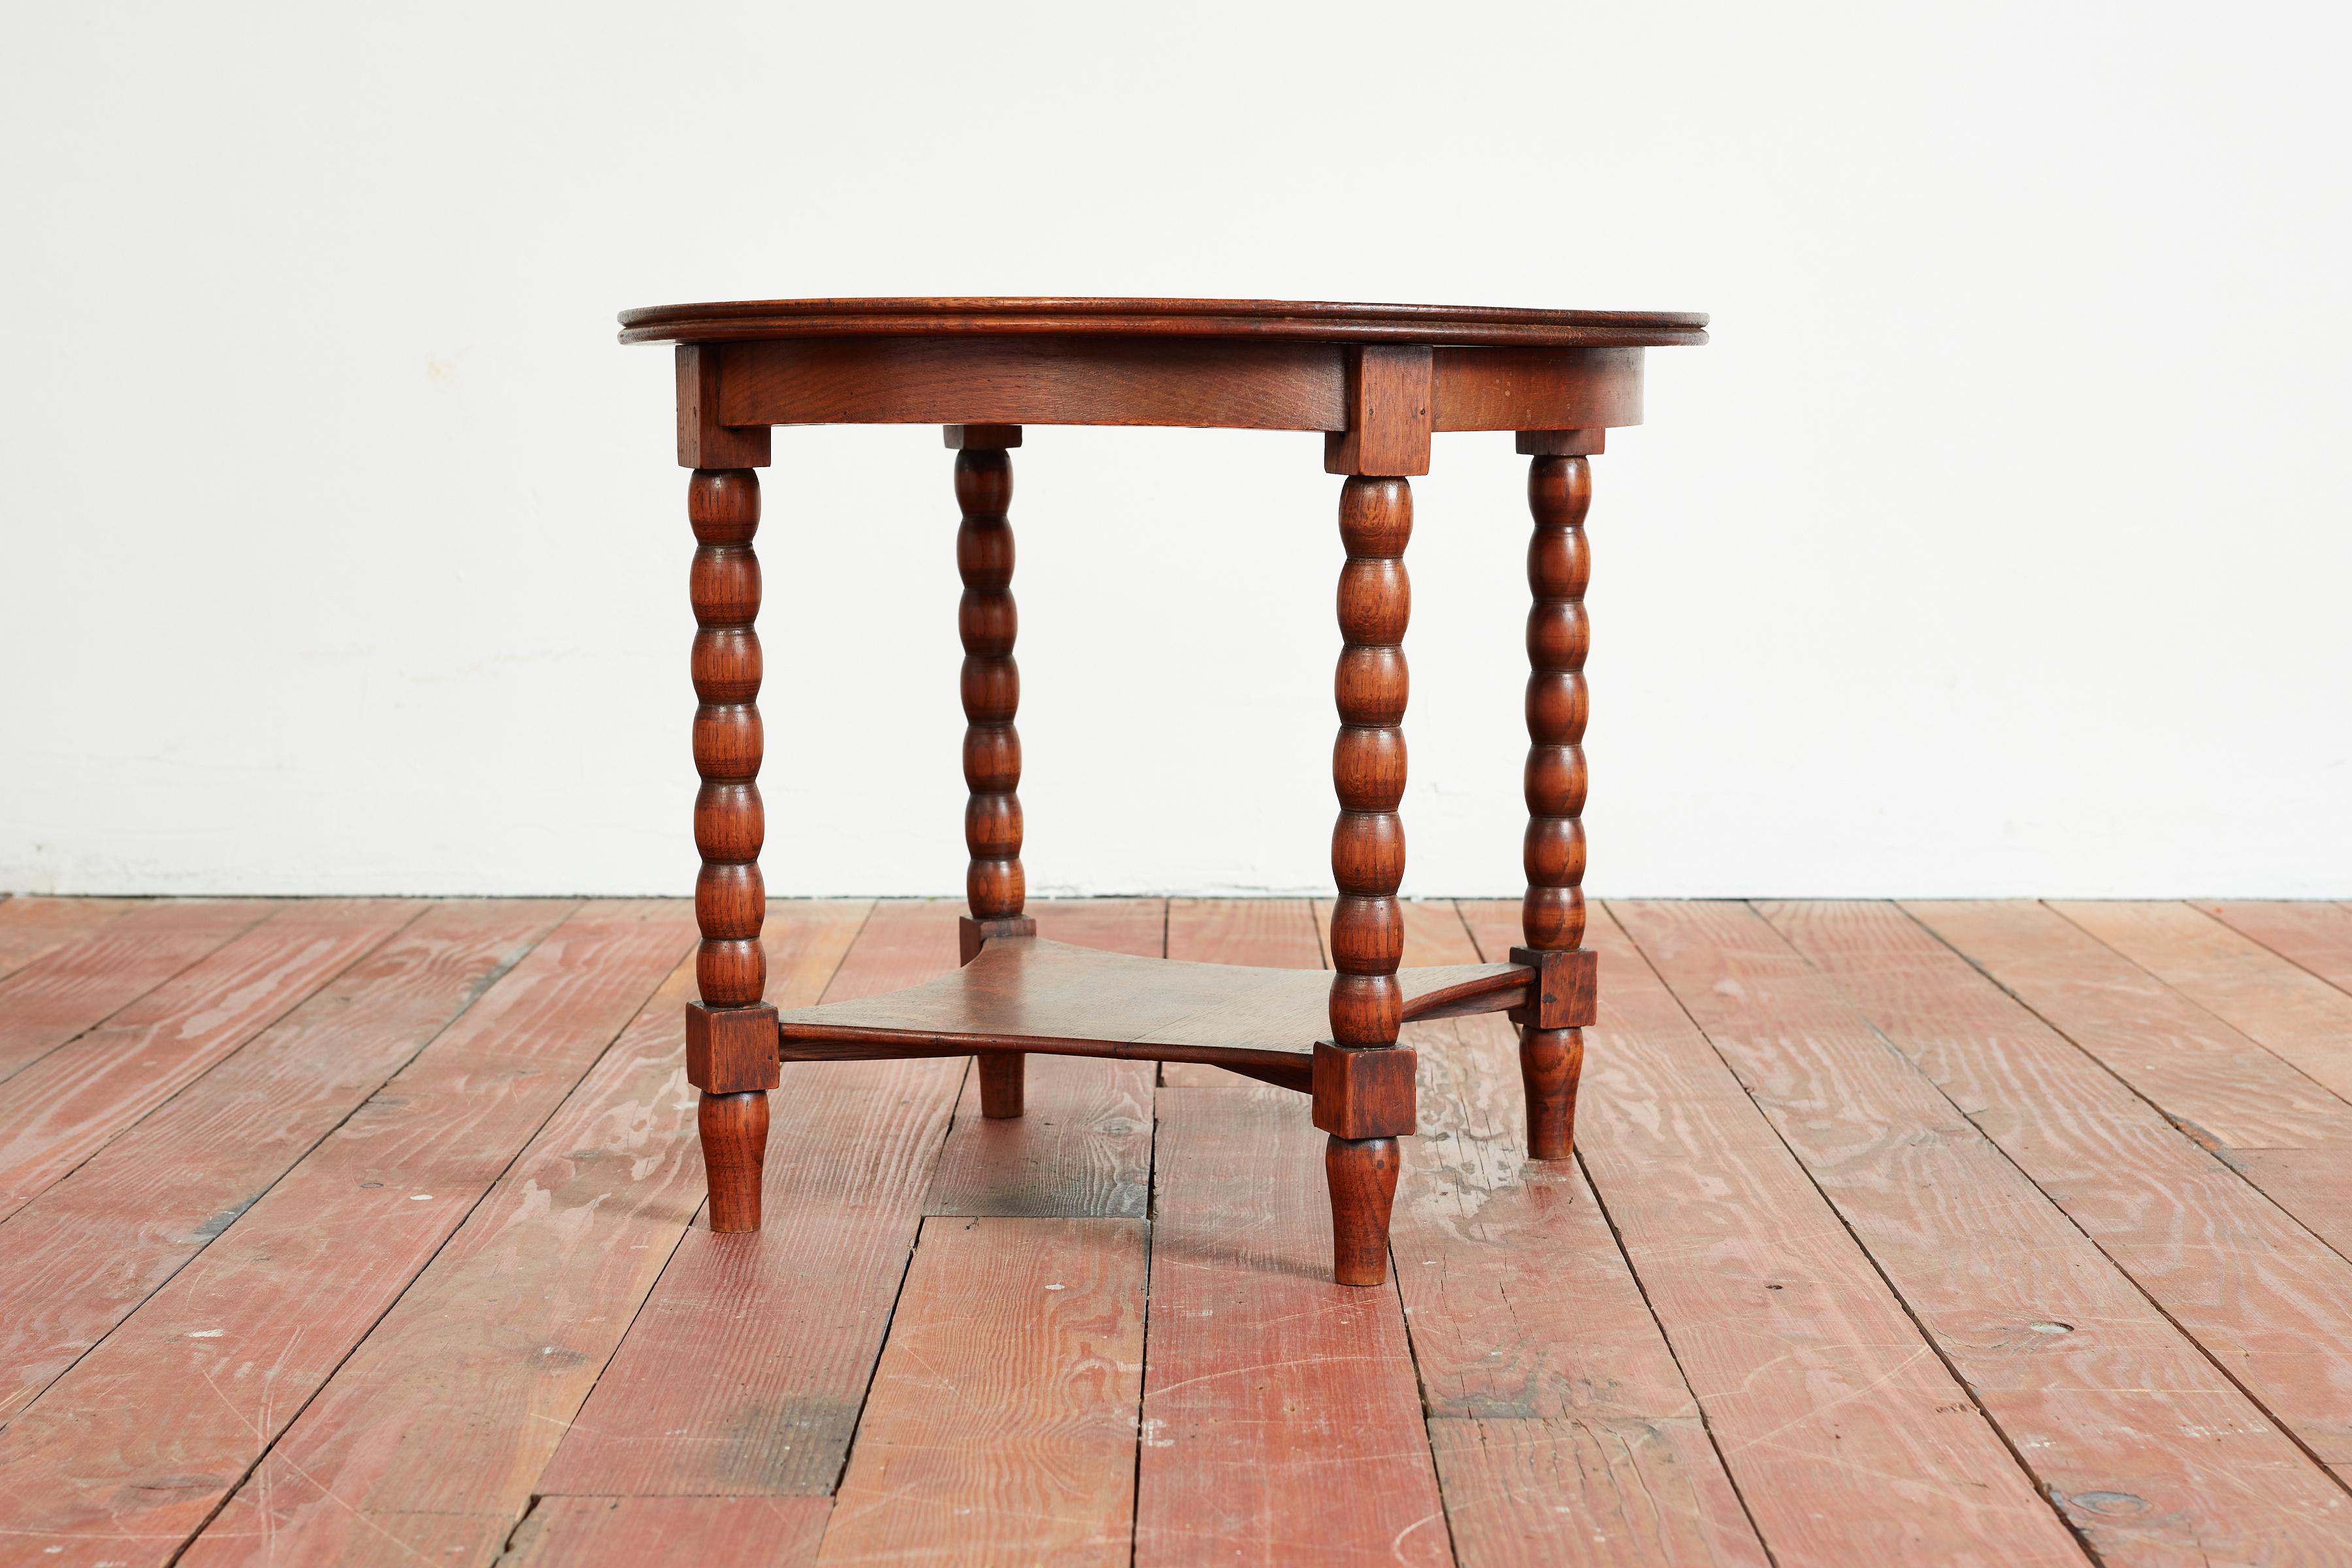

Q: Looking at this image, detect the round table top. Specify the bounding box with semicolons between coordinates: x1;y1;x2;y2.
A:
619;296;1708;348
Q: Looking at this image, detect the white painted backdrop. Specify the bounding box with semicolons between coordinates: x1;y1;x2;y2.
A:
3;3;2346;898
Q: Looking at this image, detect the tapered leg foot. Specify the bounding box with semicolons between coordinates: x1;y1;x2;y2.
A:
700;1089;769;1232
1326;1134;1401;1286
978;1053;1025;1119
1520;1026;1584;1161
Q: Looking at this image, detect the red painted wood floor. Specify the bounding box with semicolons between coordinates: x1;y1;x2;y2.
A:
2;894;2351;1565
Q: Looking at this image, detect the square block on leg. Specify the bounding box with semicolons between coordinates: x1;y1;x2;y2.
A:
1509;947;1597;1030
1311;1041;1418;1139
958;915;1037;965
685;1002;780;1093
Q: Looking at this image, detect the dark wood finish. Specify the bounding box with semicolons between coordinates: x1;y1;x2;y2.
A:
1507;944;1597;1030
714;336;1647;435
1324;345;1433;476
1309;1039;1417;1139
1325;1134;1402;1288
675;346;770;469
725;336;1350;431
1514;425;1606;457
1319;465;1415;1284
957;913;1036;965
624;297;1705;1281
622;295;1708;347
687;466;771;1231
777;937;1527;1090
682;1000;778;1096
1518;448;1596;1162
953;425;1030;1120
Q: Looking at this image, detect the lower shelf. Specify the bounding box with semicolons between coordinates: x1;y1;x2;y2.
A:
776;936;1531;1090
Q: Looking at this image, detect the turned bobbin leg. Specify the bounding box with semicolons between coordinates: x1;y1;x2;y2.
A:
949;424;1035;1119
677;347;778;1233
1319;472;1414;1286
1511;431;1603;1162
685;466;781;1230
1315;348;1429;1287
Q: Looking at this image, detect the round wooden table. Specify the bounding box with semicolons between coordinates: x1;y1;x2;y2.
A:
619;297;1707;1285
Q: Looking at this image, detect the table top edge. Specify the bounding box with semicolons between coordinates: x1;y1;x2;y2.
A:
617;295;1709;348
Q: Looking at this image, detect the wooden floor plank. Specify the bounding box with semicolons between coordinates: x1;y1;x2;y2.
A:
1618;898;2352;1562
1908;901;2352;1259
2198;901;2352;995
924;899;1162;1220
0;898;280;1083
0;900;697;1566
538;898;971;1497
0;898;573;1423
819;1217;1147;1566
1405;902;1767;1566
2055;900;2352;1107
506;1497;830;1567
1160;896;1322;1087
1430;1417;1767;1568
1460;902;2089;1565
174;903;868;1565
1137;1084;1451;1567
1763;901;2352;1472
0;898;421;1221
0;895;137;981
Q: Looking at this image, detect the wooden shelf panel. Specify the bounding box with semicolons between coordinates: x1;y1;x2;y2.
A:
776;938;1529;1090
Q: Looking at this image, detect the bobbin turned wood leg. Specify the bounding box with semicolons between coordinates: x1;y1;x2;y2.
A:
678;347;778;1232
1316;347;1429;1286
949;424;1035;1119
1512;431;1603;1162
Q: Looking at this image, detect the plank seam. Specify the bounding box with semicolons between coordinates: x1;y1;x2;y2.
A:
3;902;433;1225
819;1194;970;1510
0;898;283;1088
508;902;872;1526
167;930;696;1566
0;904;576;1424
1473;900;1783;1568
0;899;133;987
2043;900;2352;1115
1605;902;2098;1564
1126;898;1166;1568
1861;902;2352;1497
1900;902;2352;1276
2200;903;2352;1001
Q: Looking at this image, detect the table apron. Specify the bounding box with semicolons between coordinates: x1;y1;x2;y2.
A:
713;336;1643;434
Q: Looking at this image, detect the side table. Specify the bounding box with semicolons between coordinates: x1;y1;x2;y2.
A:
619;298;1705;1285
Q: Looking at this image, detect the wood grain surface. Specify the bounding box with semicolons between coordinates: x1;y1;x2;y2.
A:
819;1217;1147;1565
506;1497;830;1568
0;895;136;981
0;901;697;1564
538;900;972;1496
2198;900;2352;994
0;898;570;1421
180;906;868;1561
1465;902;2091;1565
0;898;280;1082
1137;1084;1451;1567
1763;899;2352;1476
0;898;420;1220
1617;898;2352;1561
1162;897;1324;1086
2053;899;2352;1105
1413;903;1767;1565
924;901;1165;1220
12;896;2349;1565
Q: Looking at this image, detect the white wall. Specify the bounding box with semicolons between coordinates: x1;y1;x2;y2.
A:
3;2;2346;899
